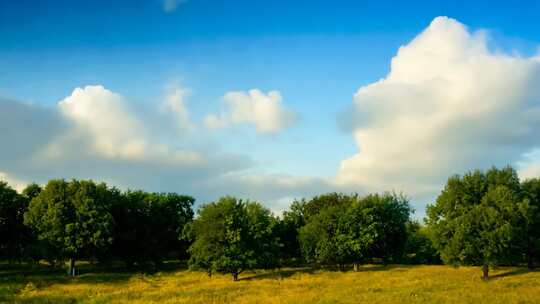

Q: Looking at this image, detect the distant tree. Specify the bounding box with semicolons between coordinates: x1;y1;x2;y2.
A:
403;221;440;264
110;191;194;267
299;203;348;267
277;200;306;264
0;181;27;262
24;179;115;276
301;193;356;220
363;193;411;263
185;196;280;281
19;183;43;263
147;192;194;262
298;193;410;269
427;167;528;280
521;178;540;269
109;190;151;267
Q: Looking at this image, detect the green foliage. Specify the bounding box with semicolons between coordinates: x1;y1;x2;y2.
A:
109;191;194;266
21;183;42;201
521;178;540;268
23;179;115;269
299;193;411;267
186;196;280;280
427;166;528;278
2;164;539;281
403;221;440;264
0;181;29;261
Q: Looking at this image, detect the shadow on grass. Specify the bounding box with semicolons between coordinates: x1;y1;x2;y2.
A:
0;260;190;303
238;264;407;281
239;267;316;281
490;267;539;280
6;294;79;304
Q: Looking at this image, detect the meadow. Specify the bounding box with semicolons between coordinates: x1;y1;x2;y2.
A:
1;263;540;304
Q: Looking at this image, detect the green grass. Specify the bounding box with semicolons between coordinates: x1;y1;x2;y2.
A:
2;263;540;303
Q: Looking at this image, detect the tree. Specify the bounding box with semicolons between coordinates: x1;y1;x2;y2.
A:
22;183;42;201
109;190;150;267
298;193;410;269
19;183;43;263
109;190;194;267
277;201;307;264
363;193;411;263
185;196;280;281
427;167;528;280
146;192;194;263
0;181;27;262
299;203;348;267
521;178;540;269
403;221;440;264
24;179;115;276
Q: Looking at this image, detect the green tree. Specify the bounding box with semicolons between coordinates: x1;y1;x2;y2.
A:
147;192;194;263
109;190;151;267
403;221;440;264
427;166;528;280
110;191;194;267
521;178;540;269
24;179;115;276
19;183;44;263
277;200;307;264
298;193;410;269
363;193;411;263
22;183;42;201
299;203;348;267
0;181;27;262
185;196;280;281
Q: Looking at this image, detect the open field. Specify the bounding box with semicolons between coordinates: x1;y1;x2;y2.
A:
1;264;540;304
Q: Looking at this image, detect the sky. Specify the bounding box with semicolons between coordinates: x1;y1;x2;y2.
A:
1;0;540;218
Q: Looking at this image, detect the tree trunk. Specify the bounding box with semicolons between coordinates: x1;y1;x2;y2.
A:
69;257;76;277
232;272;238;281
353;263;359;272
482;264;489;281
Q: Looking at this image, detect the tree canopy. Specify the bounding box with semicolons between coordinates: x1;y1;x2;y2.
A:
24;179;115;275
427;166;529;279
185;196;280;281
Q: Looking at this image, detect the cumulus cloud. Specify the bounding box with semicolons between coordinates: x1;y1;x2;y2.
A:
204;89;296;134
0;87;321;213
337;16;540;197
55;85;149;159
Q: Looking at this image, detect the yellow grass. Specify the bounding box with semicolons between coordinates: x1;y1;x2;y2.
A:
3;265;540;303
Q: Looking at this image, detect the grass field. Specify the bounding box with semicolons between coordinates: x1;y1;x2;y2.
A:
1;263;540;303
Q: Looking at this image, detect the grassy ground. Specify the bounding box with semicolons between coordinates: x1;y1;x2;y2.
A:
1;263;540;303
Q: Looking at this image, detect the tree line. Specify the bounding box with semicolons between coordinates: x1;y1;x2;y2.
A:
0;166;539;280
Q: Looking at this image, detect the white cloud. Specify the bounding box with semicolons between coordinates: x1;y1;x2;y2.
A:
0;171;28;192
55;85;149;159
50;85;207;167
163;0;186;13
0;87;322;210
204;89;296;134
337;16;540;197
161;84;194;132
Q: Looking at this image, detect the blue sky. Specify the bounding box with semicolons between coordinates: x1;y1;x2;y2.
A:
2;0;540;217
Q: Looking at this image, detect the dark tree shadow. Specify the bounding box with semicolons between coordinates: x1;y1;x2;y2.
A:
238;267;316;281
237;264;411;281
490;267;538;280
